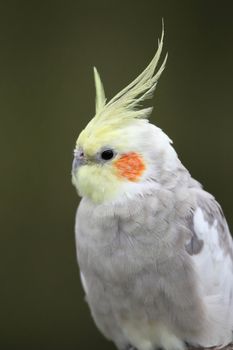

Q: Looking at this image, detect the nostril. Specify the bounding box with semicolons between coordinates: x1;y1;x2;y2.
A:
72;150;86;174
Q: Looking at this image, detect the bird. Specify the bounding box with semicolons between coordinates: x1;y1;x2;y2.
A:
71;27;233;350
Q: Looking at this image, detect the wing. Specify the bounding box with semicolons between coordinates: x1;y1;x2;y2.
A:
185;189;233;345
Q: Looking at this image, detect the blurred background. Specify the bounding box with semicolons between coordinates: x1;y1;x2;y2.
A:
1;1;233;349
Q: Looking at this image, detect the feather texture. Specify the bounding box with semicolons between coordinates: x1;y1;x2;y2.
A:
94;67;106;114
87;25;167;135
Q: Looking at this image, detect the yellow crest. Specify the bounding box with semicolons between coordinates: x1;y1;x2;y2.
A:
77;24;167;153
92;25;166;126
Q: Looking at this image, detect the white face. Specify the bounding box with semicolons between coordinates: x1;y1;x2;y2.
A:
72;122;178;204
72;129;148;203
72;144;122;203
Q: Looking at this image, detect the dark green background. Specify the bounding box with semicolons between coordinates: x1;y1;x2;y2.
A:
1;1;233;349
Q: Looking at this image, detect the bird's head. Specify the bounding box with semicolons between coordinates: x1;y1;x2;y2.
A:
72;29;179;204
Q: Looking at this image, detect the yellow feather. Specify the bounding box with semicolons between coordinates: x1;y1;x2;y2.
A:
73;164;120;203
77;25;167;149
74;26;167;203
93;67;106;114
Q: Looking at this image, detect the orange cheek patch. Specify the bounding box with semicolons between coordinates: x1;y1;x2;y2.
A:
114;152;146;181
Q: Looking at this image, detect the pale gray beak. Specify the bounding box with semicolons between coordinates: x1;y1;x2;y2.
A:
72;150;86;175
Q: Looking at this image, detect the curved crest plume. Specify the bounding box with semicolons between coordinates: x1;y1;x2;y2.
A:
91;26;167;130
93;67;106;114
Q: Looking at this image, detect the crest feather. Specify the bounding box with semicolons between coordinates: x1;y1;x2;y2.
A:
93;67;106;113
89;26;167;133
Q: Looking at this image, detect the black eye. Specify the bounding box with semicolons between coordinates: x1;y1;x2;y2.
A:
101;149;114;161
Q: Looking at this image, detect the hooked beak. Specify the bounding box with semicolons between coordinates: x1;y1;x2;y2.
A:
72;150;87;175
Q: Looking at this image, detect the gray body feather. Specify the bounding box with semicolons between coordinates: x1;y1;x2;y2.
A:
75;166;233;350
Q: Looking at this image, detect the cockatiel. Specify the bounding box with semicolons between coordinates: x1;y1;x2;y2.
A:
72;28;233;350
